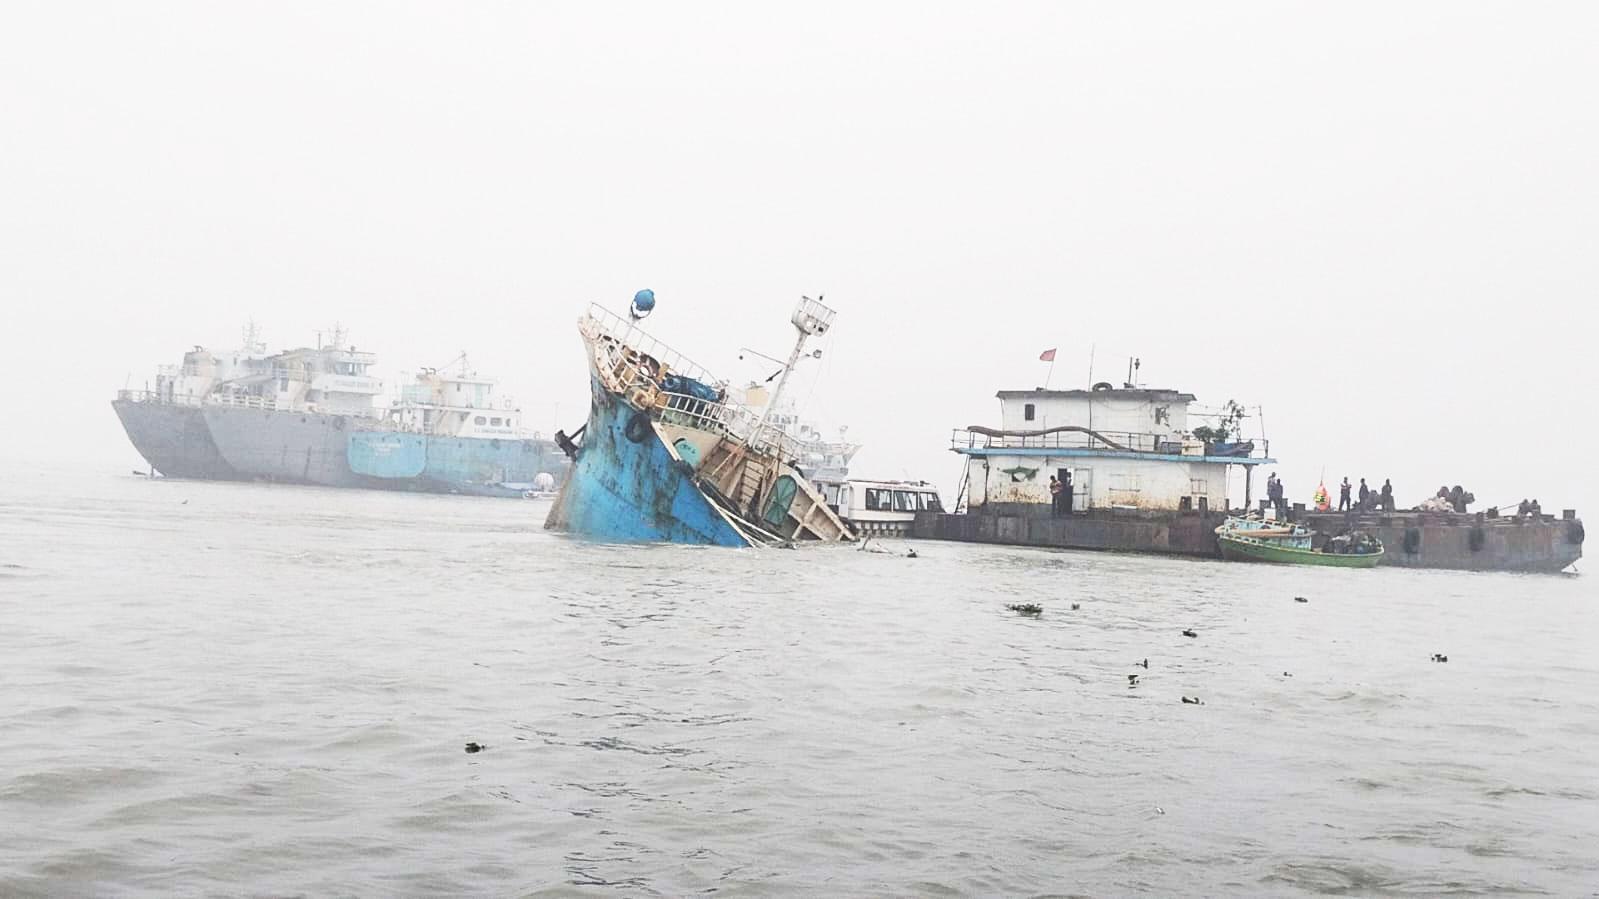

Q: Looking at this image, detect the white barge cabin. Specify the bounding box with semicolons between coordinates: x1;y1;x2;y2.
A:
953;386;1273;514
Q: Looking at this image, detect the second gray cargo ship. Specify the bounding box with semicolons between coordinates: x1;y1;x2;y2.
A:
113;326;567;497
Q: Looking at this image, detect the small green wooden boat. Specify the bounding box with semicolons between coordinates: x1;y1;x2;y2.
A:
1215;516;1384;568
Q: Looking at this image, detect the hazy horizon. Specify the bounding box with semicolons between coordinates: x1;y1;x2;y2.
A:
4;3;1594;520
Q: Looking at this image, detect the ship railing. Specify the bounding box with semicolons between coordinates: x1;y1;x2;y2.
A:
117;389;205;407
655;390;805;461
581;303;721;387
579;304;807;460
206;392;327;414
950;427;1270;459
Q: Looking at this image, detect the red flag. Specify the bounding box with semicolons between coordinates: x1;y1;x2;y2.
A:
1038;348;1057;362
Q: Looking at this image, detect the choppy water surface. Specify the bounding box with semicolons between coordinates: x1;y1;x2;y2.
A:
1;470;1595;896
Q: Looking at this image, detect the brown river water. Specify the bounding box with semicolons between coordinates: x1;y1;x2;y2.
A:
1;469;1595;896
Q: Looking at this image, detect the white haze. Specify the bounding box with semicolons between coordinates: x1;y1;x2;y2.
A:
2;3;1594;519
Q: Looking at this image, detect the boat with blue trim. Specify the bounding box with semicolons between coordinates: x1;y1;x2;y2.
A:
544;293;855;547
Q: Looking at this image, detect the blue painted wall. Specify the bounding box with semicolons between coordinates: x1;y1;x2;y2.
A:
348;432;428;478
348;430;562;493
422;436;552;486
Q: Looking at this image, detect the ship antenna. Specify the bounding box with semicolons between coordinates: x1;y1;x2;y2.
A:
242;318;263;353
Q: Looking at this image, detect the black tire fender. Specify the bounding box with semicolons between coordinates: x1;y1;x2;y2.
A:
1403;527;1422;554
623;411;652;444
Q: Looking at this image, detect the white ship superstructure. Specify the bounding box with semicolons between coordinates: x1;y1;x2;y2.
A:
387;356;544;443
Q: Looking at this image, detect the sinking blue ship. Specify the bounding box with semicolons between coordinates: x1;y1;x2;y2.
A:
544;293;854;547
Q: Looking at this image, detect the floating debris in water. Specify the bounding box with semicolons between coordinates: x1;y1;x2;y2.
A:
1181;696;1204;705
1137;658;1149;669
1181;629;1197;638
1294;596;1308;603
1283;671;1293;677
1006;603;1043;617
1070;602;1081;611
1432;653;1449;663
906;548;918;558
1127;674;1140;685
464;742;486;754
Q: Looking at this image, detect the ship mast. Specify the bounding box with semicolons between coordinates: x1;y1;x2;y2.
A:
752;295;835;454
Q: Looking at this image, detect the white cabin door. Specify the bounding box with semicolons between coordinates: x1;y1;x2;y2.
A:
1070;468;1090;512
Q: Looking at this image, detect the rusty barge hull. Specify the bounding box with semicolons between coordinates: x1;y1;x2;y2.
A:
912;505;1228;558
912;507;1583;573
1294;511;1582;574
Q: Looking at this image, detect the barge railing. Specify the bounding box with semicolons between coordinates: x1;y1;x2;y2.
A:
950;427;1271;460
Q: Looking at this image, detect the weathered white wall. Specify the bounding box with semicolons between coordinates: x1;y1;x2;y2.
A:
965;453;1231;512
998;392;1190;449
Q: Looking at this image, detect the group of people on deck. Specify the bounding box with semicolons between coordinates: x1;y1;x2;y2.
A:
1335;476;1394;512
1264;471;1392;516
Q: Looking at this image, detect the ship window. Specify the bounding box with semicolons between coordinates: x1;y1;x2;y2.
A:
1024;403;1036;421
490;417;503;426
893;491;916;512
474;416;487;425
922;492;944;512
865;488;886;511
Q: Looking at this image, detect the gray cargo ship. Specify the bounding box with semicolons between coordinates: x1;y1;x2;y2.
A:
114;326;567;496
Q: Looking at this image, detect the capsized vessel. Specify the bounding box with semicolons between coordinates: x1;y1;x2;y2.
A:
544;294;855;547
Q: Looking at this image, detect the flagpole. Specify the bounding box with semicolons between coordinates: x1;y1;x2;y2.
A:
1045;355;1056;389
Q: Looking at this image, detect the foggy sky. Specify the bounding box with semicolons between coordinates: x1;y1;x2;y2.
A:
3;3;1594;519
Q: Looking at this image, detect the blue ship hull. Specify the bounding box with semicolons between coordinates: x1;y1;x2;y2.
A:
348;431;563;496
545;379;751;546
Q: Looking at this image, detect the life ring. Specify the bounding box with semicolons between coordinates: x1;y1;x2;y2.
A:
1569;520;1586;545
623;410;653;444
333;416;347;431
1468;525;1486;553
1403;527;1422;554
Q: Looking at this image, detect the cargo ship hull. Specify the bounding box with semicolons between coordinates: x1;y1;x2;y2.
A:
348;431;565;497
112;397;243;481
203;404;365;488
114;393;564;496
